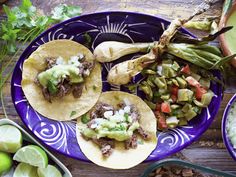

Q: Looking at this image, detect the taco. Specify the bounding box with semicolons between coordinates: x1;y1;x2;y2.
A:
76;91;157;169
21;39;102;121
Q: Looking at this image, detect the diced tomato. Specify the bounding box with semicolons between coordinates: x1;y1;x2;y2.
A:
171;85;179;96
195;86;207;100
155;111;168;130
161;102;171;113
171;94;177;102
186;76;200;87
155;103;161;112
181;64;190;74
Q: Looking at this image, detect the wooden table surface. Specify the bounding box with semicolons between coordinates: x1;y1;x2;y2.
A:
1;0;236;176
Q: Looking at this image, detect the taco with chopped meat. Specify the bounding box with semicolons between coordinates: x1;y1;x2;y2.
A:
21;39;102;121
76;91;157;169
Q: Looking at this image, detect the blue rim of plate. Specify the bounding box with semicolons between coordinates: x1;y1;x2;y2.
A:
11;11;223;162
222;93;236;161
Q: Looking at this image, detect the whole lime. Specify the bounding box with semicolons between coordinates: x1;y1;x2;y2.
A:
0;151;13;175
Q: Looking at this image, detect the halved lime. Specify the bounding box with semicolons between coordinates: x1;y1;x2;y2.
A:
37;165;62;177
0;151;12;175
13;163;38;177
13;145;48;168
0;125;22;153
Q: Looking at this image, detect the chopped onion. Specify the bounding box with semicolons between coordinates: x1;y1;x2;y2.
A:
124;106;131;113
103;111;113;119
56;56;65;65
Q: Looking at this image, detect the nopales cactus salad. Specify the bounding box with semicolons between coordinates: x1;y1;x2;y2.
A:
139;56;215;130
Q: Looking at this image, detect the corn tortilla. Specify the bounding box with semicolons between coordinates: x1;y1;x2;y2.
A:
21;39;102;121
76;91;157;169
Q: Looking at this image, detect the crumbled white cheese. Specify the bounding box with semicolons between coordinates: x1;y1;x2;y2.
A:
90;124;98;129
95;118;106;124
83;69;90;76
68;56;80;66
109;113;124;122
56;56;65;65
124;106;131;113
118;109;125;116
157;65;162;75
104;111;113;119
78;53;84;59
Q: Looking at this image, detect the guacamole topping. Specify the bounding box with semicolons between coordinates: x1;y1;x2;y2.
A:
38;65;83;88
80;100;150;157
36;54;94;102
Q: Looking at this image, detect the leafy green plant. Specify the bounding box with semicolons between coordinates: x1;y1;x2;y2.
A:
0;0;82;90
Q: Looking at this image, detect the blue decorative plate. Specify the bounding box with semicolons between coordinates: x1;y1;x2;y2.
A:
11;11;222;162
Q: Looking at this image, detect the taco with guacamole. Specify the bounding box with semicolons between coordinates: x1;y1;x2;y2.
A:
21;39;102;121
76;91;157;169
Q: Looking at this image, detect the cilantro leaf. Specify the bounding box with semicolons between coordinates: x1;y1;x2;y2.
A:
51;4;82;22
81;113;90;123
3;5;16;23
47;79;58;95
20;0;33;12
84;33;92;48
70;111;77;118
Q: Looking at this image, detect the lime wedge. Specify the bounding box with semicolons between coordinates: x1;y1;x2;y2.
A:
13;163;38;177
37;165;62;177
13;145;48;168
0;152;12;175
0;125;22;153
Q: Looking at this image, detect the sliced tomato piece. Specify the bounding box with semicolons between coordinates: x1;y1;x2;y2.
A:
155;111;168;130
181;64;190;74
161;102;171;113
186;76;200;87
155;103;161;112
171;85;179;96
195;86;207;100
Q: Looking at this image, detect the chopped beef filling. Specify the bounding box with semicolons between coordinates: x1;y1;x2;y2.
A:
90;102;114;120
41;79;83;103
42;87;51;102
130;105;140;122
137;127;150;140
101;144;113;157
87;119;97;129
72;84;83;98
45;57;57;69
56;80;69;98
125;134;138;149
38;58;94;102
118;103;140;122
92;138;115;157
